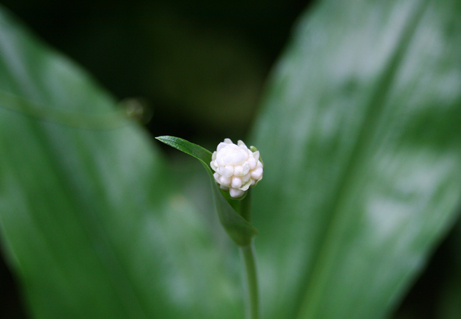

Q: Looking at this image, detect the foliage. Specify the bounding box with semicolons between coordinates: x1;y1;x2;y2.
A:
1;0;461;318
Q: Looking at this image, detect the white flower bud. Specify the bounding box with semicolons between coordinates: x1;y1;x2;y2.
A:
210;138;263;198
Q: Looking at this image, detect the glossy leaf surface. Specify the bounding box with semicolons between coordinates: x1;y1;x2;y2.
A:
250;0;461;318
1;0;461;318
0;7;241;319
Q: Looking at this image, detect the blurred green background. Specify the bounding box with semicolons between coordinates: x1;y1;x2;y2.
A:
0;0;308;142
1;0;460;318
0;0;308;317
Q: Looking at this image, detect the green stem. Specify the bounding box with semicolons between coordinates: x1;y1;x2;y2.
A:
238;189;259;319
240;243;259;319
239;188;252;222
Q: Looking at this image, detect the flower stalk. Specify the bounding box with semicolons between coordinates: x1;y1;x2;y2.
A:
155;136;262;318
241;243;259;319
238;189;260;319
210;139;262;319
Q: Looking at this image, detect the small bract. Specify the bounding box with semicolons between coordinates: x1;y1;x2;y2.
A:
210;138;263;198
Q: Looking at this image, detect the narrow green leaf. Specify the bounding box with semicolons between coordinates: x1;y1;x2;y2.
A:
156;136;258;247
250;0;461;318
156;135;213;167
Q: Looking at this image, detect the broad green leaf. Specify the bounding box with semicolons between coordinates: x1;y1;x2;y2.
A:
0;7;243;319
250;0;461;318
156;136;258;247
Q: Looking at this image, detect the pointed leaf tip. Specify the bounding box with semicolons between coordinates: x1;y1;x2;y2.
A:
156;135;258;246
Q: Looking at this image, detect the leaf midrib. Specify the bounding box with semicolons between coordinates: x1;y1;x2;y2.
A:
294;1;431;318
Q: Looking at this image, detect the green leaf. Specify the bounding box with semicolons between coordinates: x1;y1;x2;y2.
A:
3;0;461;318
0;7;243;319
156;136;258;247
249;0;461;318
156;136;213;168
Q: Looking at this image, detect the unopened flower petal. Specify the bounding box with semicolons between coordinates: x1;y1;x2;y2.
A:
242;163;251;175
220;175;231;187
248;156;256;170
234;165;244;176
222;165;234;177
251;167;263;181
210;138;264;198
231;177;243;188
229;188;244;198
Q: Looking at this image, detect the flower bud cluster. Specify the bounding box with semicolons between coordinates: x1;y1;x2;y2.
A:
210;138;263;198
